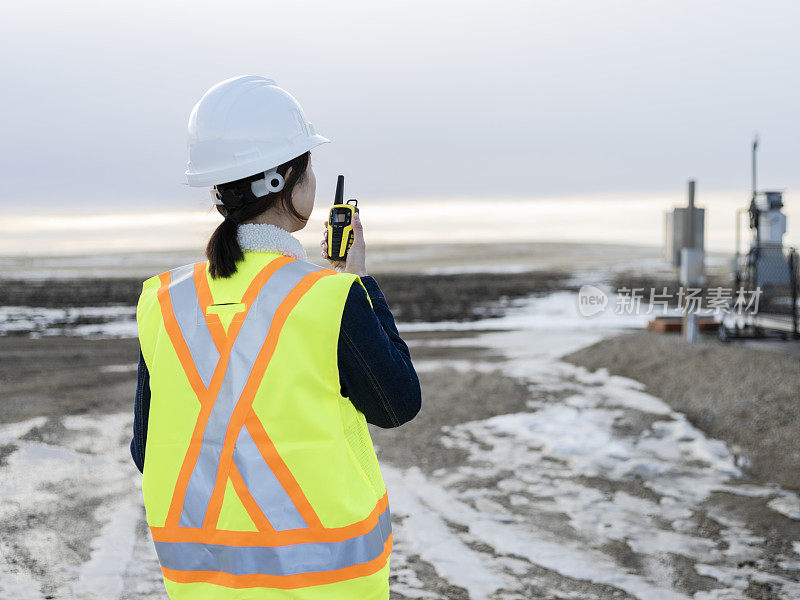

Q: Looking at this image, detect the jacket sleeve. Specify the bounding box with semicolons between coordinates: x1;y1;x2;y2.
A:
338;275;422;428
130;347;150;474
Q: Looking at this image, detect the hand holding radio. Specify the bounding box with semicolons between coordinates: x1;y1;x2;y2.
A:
320;175;368;276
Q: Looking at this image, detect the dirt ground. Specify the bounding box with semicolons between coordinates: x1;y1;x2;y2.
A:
2;264;800;599
0;337;141;425
564;331;800;492
2;331;800;598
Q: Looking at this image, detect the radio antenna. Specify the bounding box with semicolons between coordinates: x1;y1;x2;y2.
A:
334;175;344;205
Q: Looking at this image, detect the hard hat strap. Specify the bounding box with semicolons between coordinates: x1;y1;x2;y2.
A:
212;187;248;211
211;168;284;226
211;167;286;212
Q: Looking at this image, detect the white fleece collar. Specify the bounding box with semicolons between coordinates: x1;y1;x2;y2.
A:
236;223;308;261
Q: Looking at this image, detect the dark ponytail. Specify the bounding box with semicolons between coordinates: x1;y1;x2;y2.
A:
205;151;310;279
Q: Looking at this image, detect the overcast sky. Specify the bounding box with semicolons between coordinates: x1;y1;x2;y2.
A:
2;0;798;213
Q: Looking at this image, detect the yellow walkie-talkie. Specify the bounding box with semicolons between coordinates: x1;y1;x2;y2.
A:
326;175;359;262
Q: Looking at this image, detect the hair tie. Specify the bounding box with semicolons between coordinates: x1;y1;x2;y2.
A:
224;212;242;225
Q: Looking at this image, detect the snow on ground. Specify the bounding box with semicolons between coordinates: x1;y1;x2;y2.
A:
0;306;137;338
0;414;164;599
388;292;800;599
1;289;800;599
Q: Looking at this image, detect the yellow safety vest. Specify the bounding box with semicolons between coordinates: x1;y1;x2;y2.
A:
136;251;392;599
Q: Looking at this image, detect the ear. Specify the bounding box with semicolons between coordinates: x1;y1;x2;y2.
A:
283;166;294;181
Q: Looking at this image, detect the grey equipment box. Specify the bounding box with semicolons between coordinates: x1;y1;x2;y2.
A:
664;207;705;267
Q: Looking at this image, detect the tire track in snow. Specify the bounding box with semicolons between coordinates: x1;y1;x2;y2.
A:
384;464;689;600
72;494;140;600
385;465;512;598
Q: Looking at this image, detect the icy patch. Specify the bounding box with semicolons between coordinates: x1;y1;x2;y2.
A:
404;290;648;390
99;363;139;374
383;385;800;598
385;465;691;600
768;492;800;520
387;471;513;598
0;305;137;338
399;290;646;342
72;494;140;600
387;288;800;598
421;264;547;275
430;385;798;596
70;320;139;338
0;413;147;598
0;416;47;445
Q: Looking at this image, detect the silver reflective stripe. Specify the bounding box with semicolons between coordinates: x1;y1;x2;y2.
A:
171;259;324;529
168;264;219;388
232;427;307;531
155;506;391;576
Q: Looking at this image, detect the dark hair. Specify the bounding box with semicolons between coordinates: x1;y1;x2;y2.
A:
205;151;310;279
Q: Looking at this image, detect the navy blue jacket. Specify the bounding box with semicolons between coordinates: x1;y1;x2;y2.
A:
130;275;421;473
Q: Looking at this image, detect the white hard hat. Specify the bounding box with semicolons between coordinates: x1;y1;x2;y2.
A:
185;75;330;187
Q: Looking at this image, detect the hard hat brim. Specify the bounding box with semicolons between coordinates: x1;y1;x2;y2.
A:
186;134;330;187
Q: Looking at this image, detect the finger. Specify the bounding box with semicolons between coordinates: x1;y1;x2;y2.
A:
351;212;363;242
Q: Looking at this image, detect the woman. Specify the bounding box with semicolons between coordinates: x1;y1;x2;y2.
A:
131;75;421;599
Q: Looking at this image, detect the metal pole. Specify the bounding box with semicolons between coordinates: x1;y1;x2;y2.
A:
682;180;699;343
685;311;698;343
752;136;760;248
791;249;798;337
734;208;746;292
735;209;743;258
687;180;696;249
752;135;758;202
